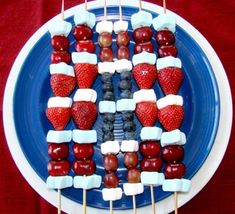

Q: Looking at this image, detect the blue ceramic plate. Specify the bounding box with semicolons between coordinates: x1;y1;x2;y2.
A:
3;1;232;213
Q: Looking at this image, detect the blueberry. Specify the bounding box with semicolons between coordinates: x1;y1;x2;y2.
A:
102;82;114;92
120;70;132;80
101;72;113;83
102;122;114;133
124;131;136;140
123;121;136;132
122;112;134;121
103;132;114;141
103;91;115;101
120;90;133;99
118;80;132;90
103;113;115;122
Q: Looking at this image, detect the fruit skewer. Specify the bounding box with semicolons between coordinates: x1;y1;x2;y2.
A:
97;1;122;213
46;1;74;213
152;1;191;213
71;2;102;214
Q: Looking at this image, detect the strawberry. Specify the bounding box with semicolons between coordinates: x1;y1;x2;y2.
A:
133;63;157;89
46;107;71;130
158;67;183;95
72;101;97;130
74;63;98;88
158;105;184;131
135;102;158;127
50;74;76;97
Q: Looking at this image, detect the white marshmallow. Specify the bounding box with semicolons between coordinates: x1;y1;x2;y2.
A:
74;10;96;29
72;52;97;64
96;20;113;34
114;20;128;34
50;62;75;77
132;51;157;66
131;11;152;30
48;20;72;37
99;101;116;113
101;141;120;155
121;140;139;152
123;183;144;196
141;172;165;186
160;129;186;147
46;176;73;189
156;56;182;70
133;89;157;103
157;94;183;109
73;129;97;144
163;179;191;192
116;99;136;112
98;62;115;74
140;127;162;141
102;188;122;201
46;130;72;143
73;89;97;103
152;13;176;33
114;59;132;73
73;174;102;190
47;97;72;108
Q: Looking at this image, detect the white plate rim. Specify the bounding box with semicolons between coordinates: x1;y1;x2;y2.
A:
3;0;233;213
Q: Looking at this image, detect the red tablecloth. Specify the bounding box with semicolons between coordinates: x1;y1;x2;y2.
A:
0;0;234;213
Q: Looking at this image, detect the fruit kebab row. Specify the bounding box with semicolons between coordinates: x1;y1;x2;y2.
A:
71;1;102;214
46;1;74;214
131;1;165;214
115;1;144;214
96;1;122;213
152;0;191;213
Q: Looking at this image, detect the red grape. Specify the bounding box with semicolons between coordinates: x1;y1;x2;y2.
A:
103;154;118;172
47;160;70;176
103;172;119;188
133;27;153;43
116;31;130;47
123;152;138;169
48;143;69;161
72;159;96;176
126;168;141;183
72;143;94;160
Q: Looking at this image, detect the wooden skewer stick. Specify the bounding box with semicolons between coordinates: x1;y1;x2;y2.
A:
150;185;156;214
61;0;64;20
163;0;167;14
110;200;113;214
119;0;123;20
83;188;87;214
174;191;178;214
139;0;142;11
104;0;107;20
57;189;61;214
132;195;137;214
84;0;87;11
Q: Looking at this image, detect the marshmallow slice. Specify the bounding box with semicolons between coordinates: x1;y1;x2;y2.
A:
131;10;152;30
116;99;136;112
46;130;72;143
140;127;162;141
99;101;116;113
114;20;128;34
48;20;72;37
157;94;183;109
156;56;182;70
114;59;132;73
47;97;72;108
96;20;113;34
98;62;115;74
73;89;97;103
141;172;165;186
161;129;186;147
46;176;73;189
73;129;97;144
121;140;139;152
163;178;191;192
152;13;176;33
133;89;157;103
74;174;102;190
123;183;144;196
102;187;122;201
74;10;96;29
49;62;75;77
72;52;97;65
132;51;156;66
101;141;120;155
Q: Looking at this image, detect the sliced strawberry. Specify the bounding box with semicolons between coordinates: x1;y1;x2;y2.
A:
158;105;184;131
50;74;76;97
133;63;157;89
158;67;183;95
74;63;98;88
46;107;71;130
72;101;97;130
135;102;158;127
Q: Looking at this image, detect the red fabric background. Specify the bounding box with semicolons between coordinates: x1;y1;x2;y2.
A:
0;0;234;213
